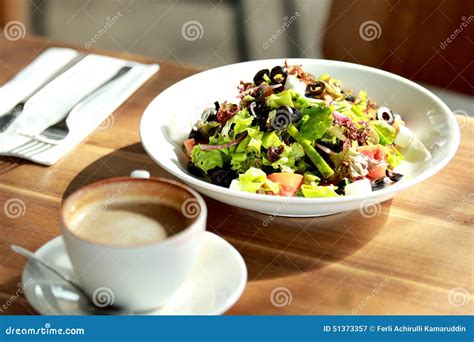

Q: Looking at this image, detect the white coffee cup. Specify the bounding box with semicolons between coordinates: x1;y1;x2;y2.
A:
60;171;207;311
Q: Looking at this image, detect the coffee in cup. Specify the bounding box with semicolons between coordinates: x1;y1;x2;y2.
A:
61;172;206;310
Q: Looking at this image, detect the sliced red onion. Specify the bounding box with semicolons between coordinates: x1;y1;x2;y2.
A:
249;101;257;117
332;111;350;123
315;143;336;155
199;132;248;151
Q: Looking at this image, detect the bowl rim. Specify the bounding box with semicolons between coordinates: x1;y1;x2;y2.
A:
140;58;460;204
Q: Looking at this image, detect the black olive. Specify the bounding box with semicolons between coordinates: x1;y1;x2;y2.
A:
305;81;325;97
209;168;237;188
253;69;270;86
254;98;268;117
371;178;390;191
386;170;403;182
269;66;287;93
291;108;302;123
271;107;293;130
188;129;201;141
214;101;220;111
270;66;287;84
257;115;270;131
377;106;394;124
345;95;356;102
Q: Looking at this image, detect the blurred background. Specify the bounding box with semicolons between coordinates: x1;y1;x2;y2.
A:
0;0;472;113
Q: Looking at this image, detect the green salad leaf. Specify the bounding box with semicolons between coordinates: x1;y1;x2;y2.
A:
191;146;225;172
371;120;396;145
299;106;333;141
230;167;280;194
267;90;294;109
221;109;253;140
301;184;339;197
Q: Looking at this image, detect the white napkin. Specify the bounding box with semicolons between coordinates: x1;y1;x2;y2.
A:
0;48;159;165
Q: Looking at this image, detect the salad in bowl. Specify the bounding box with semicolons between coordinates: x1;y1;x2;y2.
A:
140;58;458;216
183;62;428;198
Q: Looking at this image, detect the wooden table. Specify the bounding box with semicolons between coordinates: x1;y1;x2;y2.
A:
0;35;472;315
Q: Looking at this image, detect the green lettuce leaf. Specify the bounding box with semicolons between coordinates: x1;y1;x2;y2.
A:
301;184;339;197
262;131;283;149
230;167;280;194
267;90;294;109
371;120;396;145
299;106;333;141
221;109;254;141
191;146;225;173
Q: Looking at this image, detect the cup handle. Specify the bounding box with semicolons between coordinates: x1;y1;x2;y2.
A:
130;170;151;179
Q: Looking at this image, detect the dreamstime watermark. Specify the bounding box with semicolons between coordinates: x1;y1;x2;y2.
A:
270;287;293;308
262;201;289;227
440;15;474;50
84;12;123;49
92;287;115;307
3;198;26;219
448;287;470;307
181;198;201;218
3;21;26;41
359;20;382;41
97;114;115;131
5;323;85;336
359;199;381;219
352;278;389;314
262;12;300;50
78;185;126;231
452;109;470;130
181;21;204;42
0;278;34;313
446;193;473;222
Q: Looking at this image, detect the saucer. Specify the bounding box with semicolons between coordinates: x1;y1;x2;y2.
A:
22;232;247;315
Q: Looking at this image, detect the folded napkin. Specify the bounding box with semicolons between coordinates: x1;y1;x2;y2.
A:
0;48;159;165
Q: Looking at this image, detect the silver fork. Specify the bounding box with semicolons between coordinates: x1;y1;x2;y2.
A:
10;65;133;158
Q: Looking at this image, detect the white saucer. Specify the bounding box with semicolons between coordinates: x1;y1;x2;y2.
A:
22;232;247;315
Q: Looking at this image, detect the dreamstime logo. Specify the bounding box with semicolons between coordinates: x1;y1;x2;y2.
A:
181;21;204;42
262;201;289;227
440;15;474;50
453;109;470;130
359;20;382;41
97;115;115;131
270;287;293;308
352;278;389;314
92;287;115;307
262;12;300;50
446;193;473;222
181;198;201;218
3;198;26;219
359;199;381;219
271;110;292;130
3;21;26;41
448;287;470;307
0;278;34;313
84;11;123;49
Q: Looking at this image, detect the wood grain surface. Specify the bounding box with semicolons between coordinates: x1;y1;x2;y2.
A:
0;35;472;315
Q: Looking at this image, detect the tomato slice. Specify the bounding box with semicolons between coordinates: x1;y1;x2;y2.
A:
357;146;387;180
267;173;303;197
183;138;196;157
358;145;386;161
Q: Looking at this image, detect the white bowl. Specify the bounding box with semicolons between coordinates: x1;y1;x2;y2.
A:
140;59;459;217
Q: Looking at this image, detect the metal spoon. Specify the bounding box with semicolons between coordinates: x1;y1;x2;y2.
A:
11;244;155;315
